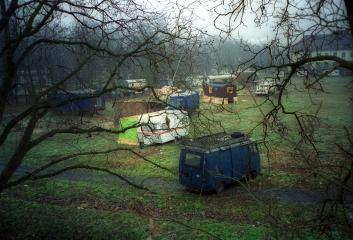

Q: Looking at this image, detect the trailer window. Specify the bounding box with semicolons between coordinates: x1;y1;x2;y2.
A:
184;153;201;167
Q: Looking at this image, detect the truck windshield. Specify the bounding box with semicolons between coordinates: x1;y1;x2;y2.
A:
184;152;202;167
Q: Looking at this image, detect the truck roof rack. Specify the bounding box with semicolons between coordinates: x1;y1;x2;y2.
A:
181;132;253;152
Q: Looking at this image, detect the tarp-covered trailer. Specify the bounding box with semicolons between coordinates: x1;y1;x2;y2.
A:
179;132;261;193
137;109;190;147
168;91;200;111
48;89;105;115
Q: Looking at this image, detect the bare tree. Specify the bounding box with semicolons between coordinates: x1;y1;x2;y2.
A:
0;0;201;191
212;0;353;236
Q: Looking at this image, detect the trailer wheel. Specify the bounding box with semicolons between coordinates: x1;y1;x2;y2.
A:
215;182;225;194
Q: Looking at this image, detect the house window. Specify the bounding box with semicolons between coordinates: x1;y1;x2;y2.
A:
226;87;233;94
333;52;337;56
342;52;346;58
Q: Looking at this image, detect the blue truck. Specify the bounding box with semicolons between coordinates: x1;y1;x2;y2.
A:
179;132;261;193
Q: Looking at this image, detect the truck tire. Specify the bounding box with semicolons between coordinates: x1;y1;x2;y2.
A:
215;182;225;194
249;170;258;179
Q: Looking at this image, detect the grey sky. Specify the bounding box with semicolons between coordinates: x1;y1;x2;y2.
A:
146;0;274;43
147;0;347;43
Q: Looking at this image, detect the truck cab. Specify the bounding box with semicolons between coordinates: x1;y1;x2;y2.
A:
179;132;261;193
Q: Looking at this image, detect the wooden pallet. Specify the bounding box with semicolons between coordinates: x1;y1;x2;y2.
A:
117;138;139;146
202;96;238;104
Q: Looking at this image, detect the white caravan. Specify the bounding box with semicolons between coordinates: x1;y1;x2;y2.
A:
137;109;190;147
254;77;277;95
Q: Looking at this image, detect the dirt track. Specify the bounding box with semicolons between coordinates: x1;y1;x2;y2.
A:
2;162;352;206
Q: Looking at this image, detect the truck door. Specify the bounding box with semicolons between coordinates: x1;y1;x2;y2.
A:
231;145;250;180
249;143;261;173
179;150;204;189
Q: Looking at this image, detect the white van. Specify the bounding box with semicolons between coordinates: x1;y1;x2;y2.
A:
254;77;276;95
137;109;190;147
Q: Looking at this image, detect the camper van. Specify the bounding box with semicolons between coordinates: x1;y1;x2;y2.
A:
137;109;190;147
179;132;261;193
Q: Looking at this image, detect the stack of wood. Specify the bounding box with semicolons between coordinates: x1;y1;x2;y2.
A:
154;86;179;101
202;96;238;104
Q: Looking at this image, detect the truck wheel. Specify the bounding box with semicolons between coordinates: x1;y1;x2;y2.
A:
215;182;225;194
250;170;258;179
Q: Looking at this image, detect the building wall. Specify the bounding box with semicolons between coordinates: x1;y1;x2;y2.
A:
311;50;353;62
290;31;353;76
290;50;353;76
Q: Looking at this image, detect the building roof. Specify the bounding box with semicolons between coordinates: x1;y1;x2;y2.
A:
170;90;198;97
293;30;353;53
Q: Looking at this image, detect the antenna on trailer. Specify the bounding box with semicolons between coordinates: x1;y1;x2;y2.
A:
172;51;185;85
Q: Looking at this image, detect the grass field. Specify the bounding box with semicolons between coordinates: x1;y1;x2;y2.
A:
0;76;352;239
117;116;139;143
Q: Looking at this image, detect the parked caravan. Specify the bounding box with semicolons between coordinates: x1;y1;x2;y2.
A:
328;69;340;76
116;79;147;89
48;89;105;115
254;77;276;95
114;79;148;97
179;132;261;193
137;109;190;147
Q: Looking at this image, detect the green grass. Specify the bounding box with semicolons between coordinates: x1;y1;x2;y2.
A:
0;196;147;239
1;178;273;239
3;177;348;239
118;116;139;141
1;76;352;239
0;194;271;240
